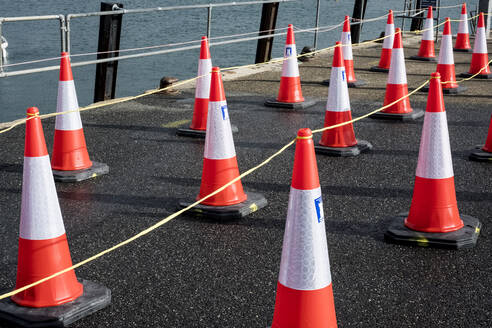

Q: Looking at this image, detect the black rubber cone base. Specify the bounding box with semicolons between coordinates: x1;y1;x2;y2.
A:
176;124;238;138
179;191;267;220
469;145;492;162
421;85;467;94
370;108;424;121
453;48;472;53
460;72;492;79
315;140;372;157
0;279;111;328
321;79;367;88
409;55;437;62
384;213;481;249
264;98;316;109
369;66;389;73
53;161;109;183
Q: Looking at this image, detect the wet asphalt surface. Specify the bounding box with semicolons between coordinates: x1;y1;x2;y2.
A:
0;37;491;327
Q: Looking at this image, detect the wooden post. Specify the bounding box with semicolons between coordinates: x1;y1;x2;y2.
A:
351;0;368;43
255;2;279;64
94;2;123;102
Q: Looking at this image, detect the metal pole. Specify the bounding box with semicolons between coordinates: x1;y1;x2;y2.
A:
479;0;492;38
59;16;67;53
351;0;367;43
94;2;124;102
314;0;321;49
0;21;3;72
255;2;279;63
207;6;212;39
411;0;423;31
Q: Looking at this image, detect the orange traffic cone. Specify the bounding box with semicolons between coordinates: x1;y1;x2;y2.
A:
265;25;316;109
0;107;110;327
411;6;437;62
323;16;366;87
315;42;372;156
454;3;472;52
461;12;492;79
51;52;109;182
180;67;267;219
370;10;395;72
177;36;213;137
385;73;481;249
371;28;424;121
422;18;466;94
469;113;492;162
271;128;337;328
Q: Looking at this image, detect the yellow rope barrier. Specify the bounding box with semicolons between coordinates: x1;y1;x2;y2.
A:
0;12;488;301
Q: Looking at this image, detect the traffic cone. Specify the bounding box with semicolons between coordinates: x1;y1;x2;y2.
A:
454;3;472;52
323;16;366;87
422;18;466;94
51;52;109;182
176;37;239;138
315;42;372;157
370;10;395;72
180;67;267;219
270;128;337;328
385;73;481;249
410;6;437;61
371;28;424;121
460;12;492;79
469;114;492;162
265;25;316;109
0;107;111;327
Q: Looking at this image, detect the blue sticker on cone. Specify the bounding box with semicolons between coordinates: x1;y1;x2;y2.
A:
314;197;323;223
286;47;292;56
221;105;228;120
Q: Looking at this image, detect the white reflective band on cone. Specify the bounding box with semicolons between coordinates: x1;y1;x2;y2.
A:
388;48;407;85
20;155;66;240
341;32;353;60
438;34;454;65
383;23;395;49
281;44;299;78
55;80;83;131
326;66;350;113
195;59;212;99
422;18;434;41
278;187;332;291
474;28;488;54
416;112;454;179
204;100;236;160
458;14;468;34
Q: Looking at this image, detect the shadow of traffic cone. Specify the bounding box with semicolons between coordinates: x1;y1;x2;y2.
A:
180;67;267;219
176;37;239;138
51;52;109;182
410;6;437;62
270;128;337;328
454;3;472;52
469;113;492;162
371;28;424;121
370;10;395;72
460;12;492;79
315;42;372;157
385;73;481;249
422;18;466;94
0;107;110;327
323;16;366;87
265;25;316;109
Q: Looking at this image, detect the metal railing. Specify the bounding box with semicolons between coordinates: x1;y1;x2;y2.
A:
0;0;294;77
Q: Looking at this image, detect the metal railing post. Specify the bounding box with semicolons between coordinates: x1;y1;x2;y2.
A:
0;20;3;72
59;15;67;53
314;0;321;49
207;5;212;39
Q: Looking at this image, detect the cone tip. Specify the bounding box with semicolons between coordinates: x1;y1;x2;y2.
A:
343;16;350;32
201;36;207;41
27;107;39;116
461;3;466;14
212;66;220;72
443;18;451;35
286;24;295;44
478;12;485;28
297;128;312;138
431;72;441;79
59;52;73;81
427;6;433;19
388;10;394;24
393;28;403;48
333;42;344;67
